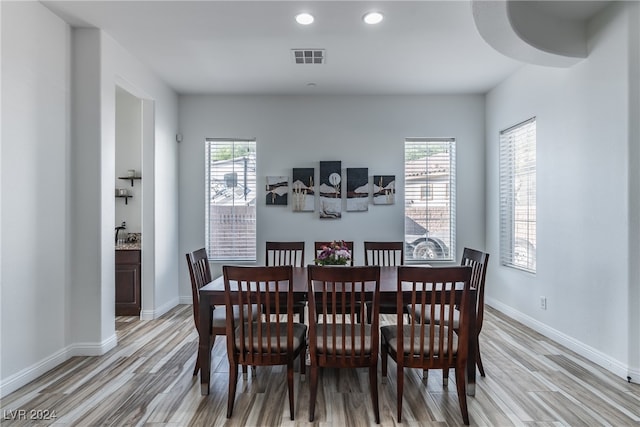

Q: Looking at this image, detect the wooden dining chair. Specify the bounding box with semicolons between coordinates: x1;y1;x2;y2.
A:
307;265;381;424
185;248;249;378
314;241;354;265
313;241;358;321
381;266;473;425
223;265;307;420
265;241;306;323
412;247;490;378
363;241;406;323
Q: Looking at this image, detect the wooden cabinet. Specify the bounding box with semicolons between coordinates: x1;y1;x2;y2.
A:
116;249;141;316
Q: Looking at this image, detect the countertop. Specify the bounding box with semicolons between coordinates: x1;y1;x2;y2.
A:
116;243;141;250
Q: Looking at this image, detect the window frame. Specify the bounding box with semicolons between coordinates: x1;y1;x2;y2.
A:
404;138;456;263
205;138;257;262
499;118;537;273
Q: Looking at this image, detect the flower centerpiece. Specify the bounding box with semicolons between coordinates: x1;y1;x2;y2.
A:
315;240;352;266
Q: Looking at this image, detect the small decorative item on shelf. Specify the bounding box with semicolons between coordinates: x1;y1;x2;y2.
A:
315;240;351;265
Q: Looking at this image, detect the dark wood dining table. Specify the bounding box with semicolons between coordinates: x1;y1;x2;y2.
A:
198;265;477;396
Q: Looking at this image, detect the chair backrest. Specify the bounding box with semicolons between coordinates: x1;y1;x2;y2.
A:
186;248;212;331
266;241;305;267
307;265;380;363
460;248;489;330
396;266;472;368
364;241;404;266
314;241;355;266
222;265;295;366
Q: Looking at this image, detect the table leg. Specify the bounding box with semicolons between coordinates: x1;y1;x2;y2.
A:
199;295;212;395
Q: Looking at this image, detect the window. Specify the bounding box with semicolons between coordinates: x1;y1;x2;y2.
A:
499;118;536;272
205;139;256;261
405;138;456;262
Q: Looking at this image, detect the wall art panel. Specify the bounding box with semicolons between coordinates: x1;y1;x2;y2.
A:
373;175;395;205
266;176;288;205
346;167;369;212
319;161;342;219
292;168;315;211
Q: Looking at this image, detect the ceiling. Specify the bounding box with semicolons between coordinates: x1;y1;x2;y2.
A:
42;1;610;96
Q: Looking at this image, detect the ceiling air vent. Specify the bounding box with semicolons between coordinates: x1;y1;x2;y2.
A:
292;49;325;64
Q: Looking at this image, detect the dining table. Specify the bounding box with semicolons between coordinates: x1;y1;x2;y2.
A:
197;265;477;396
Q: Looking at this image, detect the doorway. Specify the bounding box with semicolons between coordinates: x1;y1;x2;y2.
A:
115;86;143;317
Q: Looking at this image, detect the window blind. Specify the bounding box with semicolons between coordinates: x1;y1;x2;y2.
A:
205;139;257;261
404;138;456;262
499;118;536;272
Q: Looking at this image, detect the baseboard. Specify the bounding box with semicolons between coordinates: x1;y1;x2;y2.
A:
0;334;117;399
179;295;192;305
486;297;636;384
140;297;180;320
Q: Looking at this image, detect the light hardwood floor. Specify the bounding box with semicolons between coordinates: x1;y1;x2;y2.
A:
1;305;638;426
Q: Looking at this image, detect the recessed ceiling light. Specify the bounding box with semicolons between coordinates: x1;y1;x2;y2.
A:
295;13;314;25
363;11;383;25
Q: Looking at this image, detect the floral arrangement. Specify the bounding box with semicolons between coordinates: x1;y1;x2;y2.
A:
315;240;352;265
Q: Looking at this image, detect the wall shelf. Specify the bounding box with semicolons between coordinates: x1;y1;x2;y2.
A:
118;176;142;187
116;194;132;205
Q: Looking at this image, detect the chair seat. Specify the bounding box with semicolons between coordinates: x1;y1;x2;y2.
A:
212;304;260;329
381;324;458;356
314;324;373;354
234;322;307;352
409;304;460;329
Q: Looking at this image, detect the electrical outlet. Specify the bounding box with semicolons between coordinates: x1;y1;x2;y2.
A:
540;296;547;310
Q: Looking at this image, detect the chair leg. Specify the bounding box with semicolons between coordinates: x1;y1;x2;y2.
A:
227;362;238;418
443;368;449;386
242;364;248;379
381;341;388;383
396;364;404;423
300;345;306;380
454;365;470;425
192;357;200;376
422;369;428;383
287;362;295;420
309;366;319;422
369;365;380;424
476;337;486;377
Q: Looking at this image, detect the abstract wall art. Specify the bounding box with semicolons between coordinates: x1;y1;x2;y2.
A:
346;167;369;211
319;161;342;218
265;176;288;205
373;175;395;205
292;168;315;212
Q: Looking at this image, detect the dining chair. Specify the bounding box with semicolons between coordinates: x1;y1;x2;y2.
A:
314;241;354;265
307;265;381;424
363;241;406;323
265;241;307;323
185;248;251;378
411;247;490;379
313;241;358;321
222;265;307;420
381;266;473;425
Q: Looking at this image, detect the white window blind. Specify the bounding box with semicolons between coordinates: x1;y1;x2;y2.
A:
205;139;256;261
404;138;456;262
499;118;536;272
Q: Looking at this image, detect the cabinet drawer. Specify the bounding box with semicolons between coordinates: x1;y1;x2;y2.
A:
116;249;140;264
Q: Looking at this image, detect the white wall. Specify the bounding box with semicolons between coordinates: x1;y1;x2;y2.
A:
73;29;180;331
0;2;180;397
178;95;486;297
1;1;71;394
485;2;639;380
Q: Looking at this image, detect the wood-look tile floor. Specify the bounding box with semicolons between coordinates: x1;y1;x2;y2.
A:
1;305;638;426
